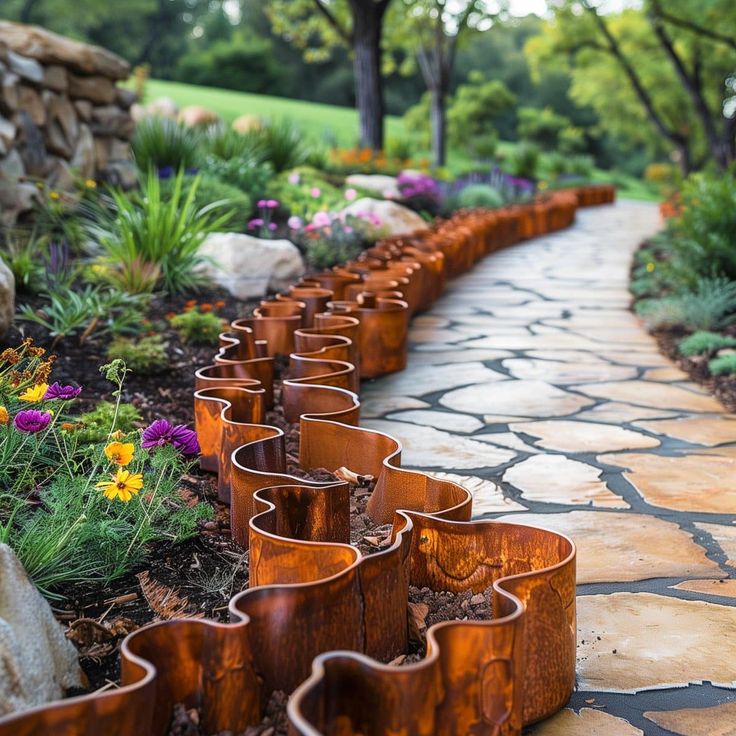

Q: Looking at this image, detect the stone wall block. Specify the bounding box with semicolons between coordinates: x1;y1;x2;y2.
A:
43;64;68;92
68;73;115;104
6;49;44;84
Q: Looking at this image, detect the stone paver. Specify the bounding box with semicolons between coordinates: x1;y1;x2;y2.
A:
363;202;736;733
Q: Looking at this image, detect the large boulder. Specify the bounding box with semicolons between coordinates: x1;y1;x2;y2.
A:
199;233;305;300
345;174;400;199
232;114;262;134
0;544;83;715
340;197;427;236
0;260;14;339
178;105;219;128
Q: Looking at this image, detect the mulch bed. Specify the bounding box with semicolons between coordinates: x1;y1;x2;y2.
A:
4;290;494;734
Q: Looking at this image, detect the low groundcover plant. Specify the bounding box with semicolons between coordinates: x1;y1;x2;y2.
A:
0;341;211;598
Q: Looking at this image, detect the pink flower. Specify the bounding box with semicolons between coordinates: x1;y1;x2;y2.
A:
310;187;321;198
344;188;358;201
247;218;264;230
257;199;267;209
304;224;316;232
369;214;382;226
287;215;303;229
267;222;277;231
266;199;279;209
312;211;331;228
288;172;300;184
344;225;354;234
383;190;395;199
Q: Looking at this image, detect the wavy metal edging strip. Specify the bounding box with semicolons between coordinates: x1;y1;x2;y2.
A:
0;186;614;736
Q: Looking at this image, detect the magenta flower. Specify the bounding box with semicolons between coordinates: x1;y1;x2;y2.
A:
14;409;52;433
44;382;82;400
266;199;279;209
257;199;267;208
267;222;277;231
312;211;331;228
142;419;200;456
247;218;264;230
310;187;321;198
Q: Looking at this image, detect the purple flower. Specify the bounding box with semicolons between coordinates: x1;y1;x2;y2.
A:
157;165;174;180
14;409;51;433
142;419;200;456
247;218;264;230
266;199;279;209
257;199;267;209
267;222;277;231
287;215;303;230
171;425;200;456
44;382;82;400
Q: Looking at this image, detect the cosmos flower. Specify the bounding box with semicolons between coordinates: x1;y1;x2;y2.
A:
96;468;144;502
13;409;52;433
19;383;49;402
44;382;82;400
142;419;200;456
0;406;8;425
104;441;135;466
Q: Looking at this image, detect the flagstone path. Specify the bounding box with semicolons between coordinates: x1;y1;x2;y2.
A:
363;200;736;735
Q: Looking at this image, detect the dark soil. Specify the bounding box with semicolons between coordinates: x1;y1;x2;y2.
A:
651;326;736;412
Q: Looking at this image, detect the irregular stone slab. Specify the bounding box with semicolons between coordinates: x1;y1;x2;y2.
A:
577;402;680;425
408;327;478;344
527;350;612;365
502;358;638;384
600;452;736;513
642;366;691;382
670;579;736;599
385;409;484;434
591;349;672;367
360;396;429;419
529;707;643;735
695;522;736;566
474;432;542;454
461;333;609;351
495;511;722;583
440;380;594;417
511;419;659;453
576;381;724;413
428;471;526;515
577;593;736;692
406;349;513;366
345;173;399;198
362;420;515;470
503;454;628;508
633;416;736;446
0;544;82;715
644;700;736;735
341;197;426;236
364;361;507;399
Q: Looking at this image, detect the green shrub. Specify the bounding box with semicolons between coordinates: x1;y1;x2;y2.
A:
203;157;273;205
509;141;540;179
170;308;223;344
106;335;169;374
267;167;344;220
161;173;249;230
75;401;143;444
131;117;200;172
709;353;736;376
0;226;47;293
669;171;736;283
456;184;504;210
679;331;736;357
89;170;233;294
517;106;570;150
636;277;736;331
200;124;265;162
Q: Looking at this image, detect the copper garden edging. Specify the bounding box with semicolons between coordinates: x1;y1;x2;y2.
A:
1;186;614;736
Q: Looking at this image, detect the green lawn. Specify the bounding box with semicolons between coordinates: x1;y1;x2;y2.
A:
139;78;657;202
141;79;404;147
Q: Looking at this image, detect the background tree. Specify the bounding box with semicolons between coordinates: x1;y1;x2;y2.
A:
386;0;495;166
526;0;736;173
266;0;392;149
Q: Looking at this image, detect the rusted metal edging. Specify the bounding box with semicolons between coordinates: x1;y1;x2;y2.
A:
0;186;613;736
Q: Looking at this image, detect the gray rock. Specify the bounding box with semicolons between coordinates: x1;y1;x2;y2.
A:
0;543;82;715
70;123;95;179
340;197;427;236
345;173;400;199
0;259;14;338
199;232;305;299
6;49;43;83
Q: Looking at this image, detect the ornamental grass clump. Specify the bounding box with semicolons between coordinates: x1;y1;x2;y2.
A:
0;343;211;597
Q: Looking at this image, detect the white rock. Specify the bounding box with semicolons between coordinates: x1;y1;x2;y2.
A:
145;96;179;119
0;259;13;338
0;544;82;715
340;197;427;236
199;232;305;300
345;174;400;199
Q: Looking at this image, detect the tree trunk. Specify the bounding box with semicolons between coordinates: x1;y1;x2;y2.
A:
430;86;447;167
351;3;385;150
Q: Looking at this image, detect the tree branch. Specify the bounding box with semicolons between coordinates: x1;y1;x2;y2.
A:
652;3;736;51
312;0;352;45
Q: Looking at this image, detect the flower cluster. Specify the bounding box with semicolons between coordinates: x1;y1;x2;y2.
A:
397;171;441;203
248;198;280;237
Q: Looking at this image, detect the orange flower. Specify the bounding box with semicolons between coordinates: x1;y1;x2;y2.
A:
165;312;176;320
184;299;197;308
0;406;8;424
104;441;135;466
199;303;213;313
214;300;226;309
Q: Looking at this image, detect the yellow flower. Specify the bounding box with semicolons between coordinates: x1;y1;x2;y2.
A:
84;179;97;188
19;383;49;402
49;191;60;201
646;262;656;273
96;468;144;502
104;441;135;466
0;406;8;424
538;181;548;190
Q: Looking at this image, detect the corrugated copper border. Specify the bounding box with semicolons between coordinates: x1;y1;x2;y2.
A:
0;186;615;736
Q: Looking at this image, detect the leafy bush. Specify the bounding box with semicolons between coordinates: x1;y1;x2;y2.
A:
106;335;169;374
509;141;540;180
170;307;223;344
89;170;232;294
203;156;273;205
258;119;308;173
0;226;47;293
679;331;736;357
131;117;200;172
709;353;736;376
636;277;736;331
267;167;345;220
18;285;146;345
669;171;736;284
456;184;504;210
0;351;210;596
161;172;248;230
75;401;143;444
517;106;571;150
